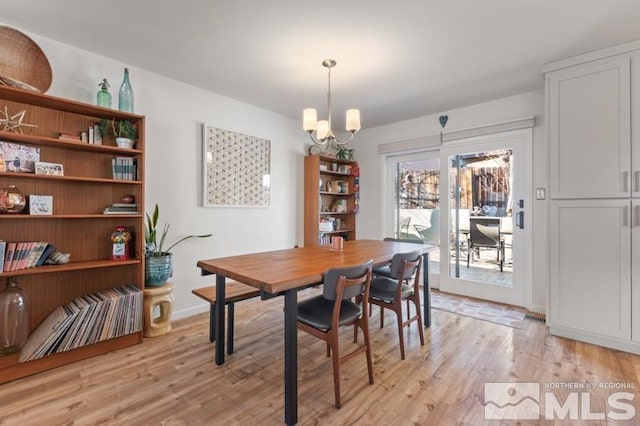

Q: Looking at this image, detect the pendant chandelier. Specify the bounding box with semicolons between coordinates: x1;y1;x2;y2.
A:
303;59;361;147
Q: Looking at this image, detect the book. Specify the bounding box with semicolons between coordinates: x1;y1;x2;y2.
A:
4;242;16;272
36;244;56;266
0;241;5;272
25;242;45;268
10;242;26;271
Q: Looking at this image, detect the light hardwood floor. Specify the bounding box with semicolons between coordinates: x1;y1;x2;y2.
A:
1;288;639;425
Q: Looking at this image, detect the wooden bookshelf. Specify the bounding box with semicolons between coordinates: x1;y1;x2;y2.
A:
304;155;358;246
0;85;145;384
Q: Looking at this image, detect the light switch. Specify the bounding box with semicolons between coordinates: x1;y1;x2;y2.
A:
536;188;545;200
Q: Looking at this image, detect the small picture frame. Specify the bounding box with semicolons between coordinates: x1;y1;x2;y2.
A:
35;161;64;176
29;195;53;215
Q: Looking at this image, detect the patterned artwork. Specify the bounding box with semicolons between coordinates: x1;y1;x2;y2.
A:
202;125;271;207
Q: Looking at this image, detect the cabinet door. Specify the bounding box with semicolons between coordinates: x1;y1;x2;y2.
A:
632;200;640;342
548;56;631;199
631;54;640;194
549;199;631;339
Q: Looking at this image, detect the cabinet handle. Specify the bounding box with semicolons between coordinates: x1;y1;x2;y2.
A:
624;205;630;227
635;171;640;192
636;205;640;227
623;171;629;193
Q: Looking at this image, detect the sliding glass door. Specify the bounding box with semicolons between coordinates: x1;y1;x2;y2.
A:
384;129;532;307
385;150;441;286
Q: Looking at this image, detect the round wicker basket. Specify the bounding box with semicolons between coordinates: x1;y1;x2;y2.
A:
0;26;52;93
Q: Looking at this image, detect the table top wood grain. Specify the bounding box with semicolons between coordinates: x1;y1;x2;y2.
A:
197;239;436;294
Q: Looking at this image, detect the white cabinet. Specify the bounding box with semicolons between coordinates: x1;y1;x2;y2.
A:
549;200;631;340
546;44;640;353
548;56;630;199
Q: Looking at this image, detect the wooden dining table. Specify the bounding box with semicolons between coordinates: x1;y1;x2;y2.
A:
196;239;436;425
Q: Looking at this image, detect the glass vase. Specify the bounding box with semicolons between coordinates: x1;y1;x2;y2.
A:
0;277;29;356
0;184;26;214
118;67;134;113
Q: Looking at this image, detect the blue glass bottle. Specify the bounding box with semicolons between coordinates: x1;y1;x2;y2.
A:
118;68;134;113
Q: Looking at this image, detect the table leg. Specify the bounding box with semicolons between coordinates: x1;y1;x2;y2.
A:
215;274;226;365
422;252;431;327
284;288;298;425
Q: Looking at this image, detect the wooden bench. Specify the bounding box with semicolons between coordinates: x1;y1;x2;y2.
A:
192;281;261;354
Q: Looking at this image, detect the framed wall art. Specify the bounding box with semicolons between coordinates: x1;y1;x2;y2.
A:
202;124;271;207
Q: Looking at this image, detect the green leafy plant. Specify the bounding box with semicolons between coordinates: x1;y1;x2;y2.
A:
98;119;138;140
335;146;354;161
144;204;212;256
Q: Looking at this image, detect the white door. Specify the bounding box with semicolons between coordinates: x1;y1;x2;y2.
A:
439;129;532;307
385;150;441;287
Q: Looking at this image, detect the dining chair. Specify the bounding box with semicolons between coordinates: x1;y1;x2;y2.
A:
297;260;374;408
372;237;423;279
466;217;504;272
368;251;424;360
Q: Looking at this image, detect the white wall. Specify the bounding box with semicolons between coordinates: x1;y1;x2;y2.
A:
354;90;548;313
15;27;305;319
7;23;549;317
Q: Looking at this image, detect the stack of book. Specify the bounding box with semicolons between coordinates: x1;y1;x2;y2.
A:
0;241;56;272
103;203;138;215
111;157;137;181
20;285;143;362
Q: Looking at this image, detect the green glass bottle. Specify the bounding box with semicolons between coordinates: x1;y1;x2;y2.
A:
118;68;134;113
97;78;112;108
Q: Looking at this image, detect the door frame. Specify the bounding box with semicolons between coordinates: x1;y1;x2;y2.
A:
438;128;533;308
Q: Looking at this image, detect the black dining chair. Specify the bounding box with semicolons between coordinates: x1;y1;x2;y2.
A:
368;251;424;360
372;237;423;278
466;217;505;272
296;260;374;408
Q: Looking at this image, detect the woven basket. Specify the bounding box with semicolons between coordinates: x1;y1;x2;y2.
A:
0;26;52;93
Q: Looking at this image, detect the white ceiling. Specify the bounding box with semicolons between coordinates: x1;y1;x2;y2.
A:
4;1;640;130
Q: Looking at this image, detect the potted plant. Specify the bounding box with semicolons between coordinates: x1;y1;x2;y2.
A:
335;146;354;161
98;119;138;149
144;204;212;287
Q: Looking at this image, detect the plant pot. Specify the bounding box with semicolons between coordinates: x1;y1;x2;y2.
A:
116;137;135;149
145;253;173;287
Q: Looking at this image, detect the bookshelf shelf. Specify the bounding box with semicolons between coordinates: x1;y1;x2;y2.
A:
0;131;142;155
0;171;142;184
0;259;141;278
0;214;142;220
0;85;145;383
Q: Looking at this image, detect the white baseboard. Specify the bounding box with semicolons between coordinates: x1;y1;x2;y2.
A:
549;324;640;355
172;303;209;321
529;304;545;315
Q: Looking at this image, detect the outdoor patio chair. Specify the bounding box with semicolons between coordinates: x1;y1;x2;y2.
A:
466;217;504;272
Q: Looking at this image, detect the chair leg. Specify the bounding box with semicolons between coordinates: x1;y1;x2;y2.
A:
413;295;425;346
331;337;341;408
406;299;411;326
326;342;331;357
380;304;384;328
361;322;374;385
395;306;406;360
467;246;471;268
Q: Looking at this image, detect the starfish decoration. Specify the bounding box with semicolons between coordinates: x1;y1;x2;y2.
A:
0;106;38;133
